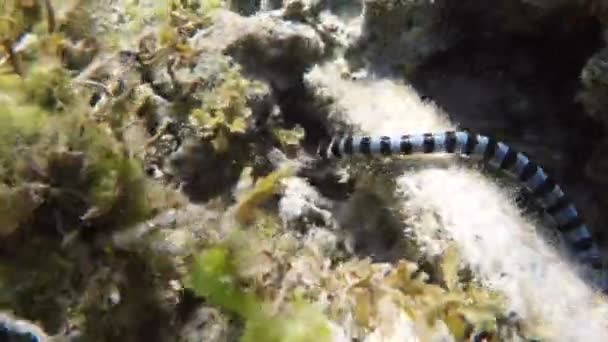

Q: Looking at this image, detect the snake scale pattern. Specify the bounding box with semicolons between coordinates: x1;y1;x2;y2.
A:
318;130;608;292
3;130;607;340
0;312;48;342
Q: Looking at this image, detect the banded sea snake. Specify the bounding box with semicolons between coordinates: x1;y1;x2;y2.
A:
2;131;606;341
0;312;49;342
317;130;608;293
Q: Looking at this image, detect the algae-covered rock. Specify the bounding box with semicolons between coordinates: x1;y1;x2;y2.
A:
0;2;192;339
228;0;262;15
0;183;47;236
178;306;233;342
3;0;603;341
347;0;450;75
191;9;326;89
172;163;523;340
349;0;598;77
165;60;279;201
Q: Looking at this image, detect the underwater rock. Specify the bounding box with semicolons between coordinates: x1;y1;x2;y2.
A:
228;0;290;15
523;0;608;19
178;306;233;342
168;139;246;202
280;0;325;21
228;0;263;15
347;0;453;75
579;47;608;126
519;0;571;9
579;47;608;186
191;9;326;90
158;9;327;200
0;183;47;236
585;139;608;184
349;0;605;77
164;61;277;201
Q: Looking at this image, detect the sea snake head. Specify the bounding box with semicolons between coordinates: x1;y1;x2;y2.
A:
317;130;608;294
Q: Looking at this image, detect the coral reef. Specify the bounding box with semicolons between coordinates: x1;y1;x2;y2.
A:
2;0;608;341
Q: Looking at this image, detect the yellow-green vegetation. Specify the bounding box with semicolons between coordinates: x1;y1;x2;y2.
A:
187;246;260;318
182;164;511;340
0;237;77;332
0;0;187;236
241;300;333;342
272;124;305;156
187;245;334;342
185;169;335;341
0;79;154;233
189;65;267;153
233;164;295;225
0;1;186;338
186;202;511;341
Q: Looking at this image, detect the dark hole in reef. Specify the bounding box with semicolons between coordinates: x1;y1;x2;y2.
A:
228;0;282;16
333;189;415;263
272;77;332;154
89;92;102;107
407;8;607;239
271;77;357;200
409;11;604;179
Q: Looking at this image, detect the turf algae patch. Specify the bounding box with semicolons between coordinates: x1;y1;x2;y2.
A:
233;165;295;225
178;165;517;340
186;244;334;342
0;2;188;339
0;106;156;234
187;246;260;318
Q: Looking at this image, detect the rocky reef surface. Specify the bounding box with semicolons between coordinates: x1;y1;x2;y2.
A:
1;0;608;341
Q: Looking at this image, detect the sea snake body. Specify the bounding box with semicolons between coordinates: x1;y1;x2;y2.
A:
0;312;49;342
1;132;605;340
317;130;608;292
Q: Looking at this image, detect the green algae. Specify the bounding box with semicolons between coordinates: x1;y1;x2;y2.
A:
0;3;181;337
233;164;295;225
189;65;258;152
0;237;77;332
241;300;333;342
187;244;333;342
0;101;154;231
188;246;260;318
